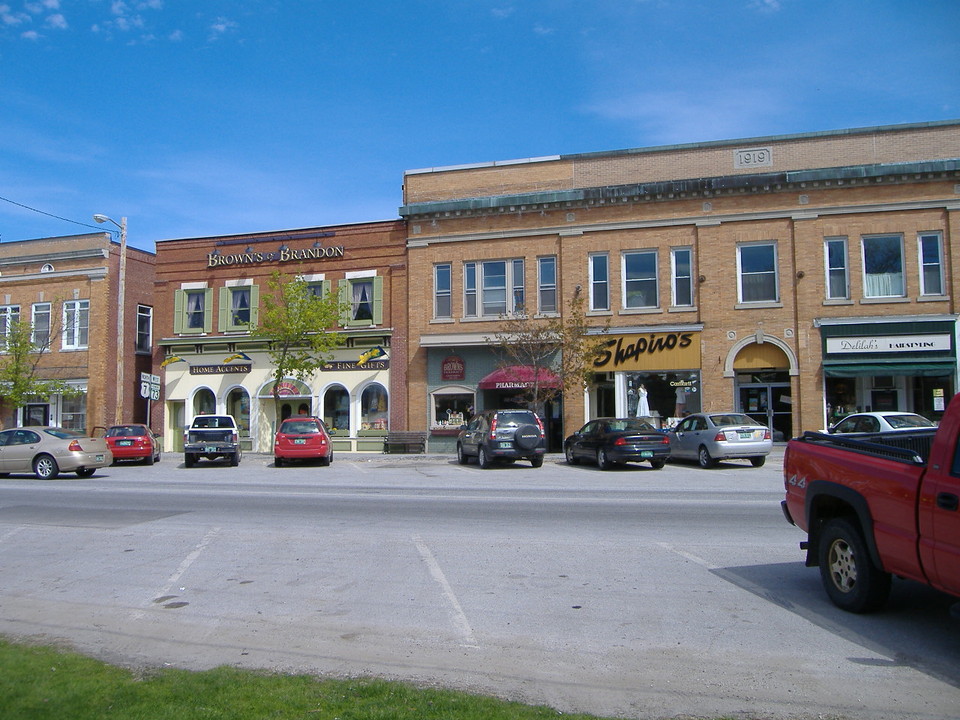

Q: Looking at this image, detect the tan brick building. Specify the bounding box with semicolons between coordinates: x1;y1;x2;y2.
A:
0;233;156;433
400;120;960;450
154;221;408;454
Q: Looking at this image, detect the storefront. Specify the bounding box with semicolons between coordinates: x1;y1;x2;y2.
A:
816;315;958;426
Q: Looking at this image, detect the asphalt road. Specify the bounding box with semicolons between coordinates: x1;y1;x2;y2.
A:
0;449;958;720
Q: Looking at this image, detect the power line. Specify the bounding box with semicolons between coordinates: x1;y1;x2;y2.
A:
0;194;106;235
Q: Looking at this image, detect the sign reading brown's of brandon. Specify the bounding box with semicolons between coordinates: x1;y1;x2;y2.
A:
592;332;701;372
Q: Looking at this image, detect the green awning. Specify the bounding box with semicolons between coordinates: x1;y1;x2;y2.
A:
824;361;957;377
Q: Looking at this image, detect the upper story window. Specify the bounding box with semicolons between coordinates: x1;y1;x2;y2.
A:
0;305;20;350
62;299;89;350
136;305;153;353
918;232;944;297
671;248;693;307
174;286;212;334
737;242;779;303
31;303;50;349
219;282;259;332
463;259;524;317
589;253;610;311
862;234;904;298
622;250;659;309
434;263;452;318
537;256;557;314
824;237;849;300
339;273;383;326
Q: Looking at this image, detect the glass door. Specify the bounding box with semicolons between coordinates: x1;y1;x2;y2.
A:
738;383;792;441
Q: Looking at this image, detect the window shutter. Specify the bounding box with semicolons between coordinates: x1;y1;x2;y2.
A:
203;288;214;333
218;287;230;332
173;290;184;334
248;284;260;328
338;280;350;325
372;276;383;325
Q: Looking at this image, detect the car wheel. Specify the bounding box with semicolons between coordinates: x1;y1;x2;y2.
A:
749;456;766;468
597;447;614;470
564;445;579;465
230;451;240;467
478;445;493;469
819;517;891;613
184;454;195;468
530;456;544;468
144;452;155;466
33;454;59;480
514;424;542;451
456;443;469;465
76;468;96;478
650;458;666;470
320;453;331;467
274;456;283;467
698;445;716;468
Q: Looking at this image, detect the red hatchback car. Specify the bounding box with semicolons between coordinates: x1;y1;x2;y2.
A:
104;424;161;465
274;416;333;467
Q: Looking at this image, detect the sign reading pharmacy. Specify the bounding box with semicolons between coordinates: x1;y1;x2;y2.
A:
826;334;952;354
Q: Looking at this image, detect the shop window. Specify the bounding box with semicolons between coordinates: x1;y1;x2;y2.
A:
463;260;525;317
60;393;86;431
622;251;658;309
339;275;383;326
430;388;475;429
219;284;259;331
0;304;20;350
360;384;388;432
174;287;212;334
671;248;693;307
62;299;89;350
737;242;778;303
918;232;944;296
538;256;557;314
589;253;610;311
862;234;904;298
192;388;216;417
32;303;50;349
323;385;350;434
824;237;849;300
136;305;153;353
226;387;251;436
434;263;452;318
624;372;701;425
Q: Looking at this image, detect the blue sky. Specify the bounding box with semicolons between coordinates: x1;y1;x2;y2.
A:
2;1;958;251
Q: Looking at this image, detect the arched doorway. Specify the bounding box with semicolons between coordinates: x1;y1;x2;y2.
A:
732;341;792;441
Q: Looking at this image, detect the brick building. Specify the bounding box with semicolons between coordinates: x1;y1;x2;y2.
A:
154;221;407;454
400;120;960;450
0;233;156;432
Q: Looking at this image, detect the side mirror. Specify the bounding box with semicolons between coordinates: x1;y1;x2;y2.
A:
459;424;467;431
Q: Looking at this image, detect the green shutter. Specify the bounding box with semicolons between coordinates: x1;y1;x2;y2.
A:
173;290;184;334
248;284;259;328
372;276;383;325
218;287;229;332
203;288;213;333
338;280;350;326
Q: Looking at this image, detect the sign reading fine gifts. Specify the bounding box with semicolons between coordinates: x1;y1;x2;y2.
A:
826;334;952;354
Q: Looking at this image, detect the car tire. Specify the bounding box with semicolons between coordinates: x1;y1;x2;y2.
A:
456;443;469;465
819;517;891;613
597;447;614;470
230;451;240;467
184;454;195;468
650;458;666;469
514;424;541;451
530;456;544;468
564;445;579;465
33;454;59;480
274;456;283;467
144;452;155;466
749;456;766;468
478;445;493;469
76;468;96;478
698;445;716;469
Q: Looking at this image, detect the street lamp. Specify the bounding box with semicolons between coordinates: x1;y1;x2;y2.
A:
94;214;127;425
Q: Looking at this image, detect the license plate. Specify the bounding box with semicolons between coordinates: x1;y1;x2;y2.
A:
118;440;133;446
95;454;104;462
293;439;306;445
640;450;653;458
205;446;218;453
739;432;753;439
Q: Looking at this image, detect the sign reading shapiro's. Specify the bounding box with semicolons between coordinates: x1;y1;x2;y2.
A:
593;331;701;372
208;245;345;268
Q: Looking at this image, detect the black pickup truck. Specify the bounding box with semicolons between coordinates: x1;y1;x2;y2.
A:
184;414;241;467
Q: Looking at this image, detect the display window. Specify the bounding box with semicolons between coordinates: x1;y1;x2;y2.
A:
623;371;700;426
430;386;475;430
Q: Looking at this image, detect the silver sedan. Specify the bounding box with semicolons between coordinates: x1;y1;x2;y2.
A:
0;426;112;479
667;412;772;468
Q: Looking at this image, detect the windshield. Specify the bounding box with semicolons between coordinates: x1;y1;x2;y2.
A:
884;414;935;429
709;414;762;427
280;420;322;434
106;425;146;437
607;419;656;432
43;428;84;439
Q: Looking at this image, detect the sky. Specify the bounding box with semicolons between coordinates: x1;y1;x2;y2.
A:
1;1;958;252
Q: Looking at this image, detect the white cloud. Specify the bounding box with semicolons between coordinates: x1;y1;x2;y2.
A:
44;12;66;29
208;16;236;40
491;7;514;19
533;23;554;36
20;29;38;39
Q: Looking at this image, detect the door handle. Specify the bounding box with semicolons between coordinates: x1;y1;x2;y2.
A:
937;493;960;512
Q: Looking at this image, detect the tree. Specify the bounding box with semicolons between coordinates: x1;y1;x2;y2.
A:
251;271;349;422
486;290;610;414
0;318;81;428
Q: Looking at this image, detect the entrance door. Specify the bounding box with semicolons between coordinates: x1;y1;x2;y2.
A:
24;403;49;426
738;384;792;441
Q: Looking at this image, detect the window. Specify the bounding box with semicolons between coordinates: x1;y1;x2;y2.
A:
463;260;525;317
918;232;944;296
360;383;388;432
60;393;86;431
622;251;659;309
589;254;609;311
31;303;50;348
323;384;350;434
824;237;849;300
737;243;778;303
430;387;474;429
136;305;152;353
219;284;259;332
339;275;383;326
174;288;212;334
862;235;904;298
62;299;89;349
538;256;557;314
0;305;20;350
671;248;693;307
434;264;452;318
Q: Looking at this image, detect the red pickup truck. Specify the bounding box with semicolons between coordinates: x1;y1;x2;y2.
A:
782;397;960;613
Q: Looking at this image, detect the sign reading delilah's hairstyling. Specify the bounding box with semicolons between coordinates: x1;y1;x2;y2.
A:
208;245;345;267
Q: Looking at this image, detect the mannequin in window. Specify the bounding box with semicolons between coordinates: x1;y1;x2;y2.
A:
637;384;650;417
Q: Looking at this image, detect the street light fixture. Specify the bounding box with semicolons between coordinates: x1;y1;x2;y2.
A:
94;213;127;425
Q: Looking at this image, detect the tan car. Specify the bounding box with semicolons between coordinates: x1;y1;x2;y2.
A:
0;426;112;479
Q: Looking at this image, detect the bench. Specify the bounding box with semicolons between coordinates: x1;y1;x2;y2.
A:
383;431;428;454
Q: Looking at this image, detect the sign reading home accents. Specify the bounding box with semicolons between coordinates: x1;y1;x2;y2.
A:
826;334;952;354
734;147;773;169
207;245;345;268
189;363;252;375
